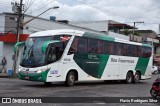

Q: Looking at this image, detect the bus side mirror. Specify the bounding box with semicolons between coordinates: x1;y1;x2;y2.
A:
14;42;25;53
41;40;60;53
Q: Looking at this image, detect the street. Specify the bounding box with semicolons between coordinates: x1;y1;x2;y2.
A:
0;74;159;106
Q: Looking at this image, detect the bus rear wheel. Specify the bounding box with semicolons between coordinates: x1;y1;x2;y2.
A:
65;71;76;87
126;72;133;84
133;72;140;83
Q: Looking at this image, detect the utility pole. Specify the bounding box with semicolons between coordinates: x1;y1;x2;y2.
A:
132;21;144;41
158;24;160;35
12;0;24;77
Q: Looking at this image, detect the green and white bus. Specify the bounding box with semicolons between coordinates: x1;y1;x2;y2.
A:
15;29;152;86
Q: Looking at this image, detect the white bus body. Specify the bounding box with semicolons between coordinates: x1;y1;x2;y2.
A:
17;29;152;86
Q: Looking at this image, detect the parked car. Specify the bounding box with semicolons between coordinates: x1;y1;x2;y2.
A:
152;66;159;74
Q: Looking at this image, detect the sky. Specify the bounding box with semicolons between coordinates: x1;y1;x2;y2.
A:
0;0;160;33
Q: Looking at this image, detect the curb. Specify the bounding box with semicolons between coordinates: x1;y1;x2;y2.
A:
0;74;15;78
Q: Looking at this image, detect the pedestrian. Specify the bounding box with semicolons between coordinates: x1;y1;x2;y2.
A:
1;57;7;73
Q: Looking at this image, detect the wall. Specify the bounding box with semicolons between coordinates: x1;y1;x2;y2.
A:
0;15;5;32
3;43;14;72
2;43;23;73
0;42;3;57
23;16;108;35
4;14;19;34
70;20;108;32
109;31;129;40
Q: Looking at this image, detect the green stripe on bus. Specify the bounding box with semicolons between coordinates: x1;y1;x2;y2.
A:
73;53;110;78
98;54;110;78
83;32;115;41
135;58;150;75
142;43;152;47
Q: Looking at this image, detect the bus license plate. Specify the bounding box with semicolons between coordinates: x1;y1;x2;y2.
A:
25;76;29;79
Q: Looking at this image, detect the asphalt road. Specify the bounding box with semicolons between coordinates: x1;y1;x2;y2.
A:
0;74;160;106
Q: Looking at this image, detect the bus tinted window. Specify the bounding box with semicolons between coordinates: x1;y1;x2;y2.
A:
97;40;104;54
123;44;127;56
117;43;124;56
68;37;78;54
69;36;152;58
127;45;135;57
88;39;98;53
77;37;88;53
104;41;113;54
142;47;152;58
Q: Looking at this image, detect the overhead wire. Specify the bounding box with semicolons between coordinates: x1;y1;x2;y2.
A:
73;0;160;33
26;0;56;15
23;0;35;14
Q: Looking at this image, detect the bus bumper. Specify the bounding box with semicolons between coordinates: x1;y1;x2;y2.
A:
18;70;49;82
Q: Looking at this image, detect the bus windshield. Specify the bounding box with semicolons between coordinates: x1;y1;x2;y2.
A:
20;37;51;67
20;35;71;68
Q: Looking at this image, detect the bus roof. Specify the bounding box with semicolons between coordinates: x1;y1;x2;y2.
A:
29;29;152;48
29;29;85;37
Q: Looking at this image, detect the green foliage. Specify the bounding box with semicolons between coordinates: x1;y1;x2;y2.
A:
123;29;131;36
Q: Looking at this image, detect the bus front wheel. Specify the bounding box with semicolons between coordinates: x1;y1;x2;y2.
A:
65;71;76;87
126;72;133;84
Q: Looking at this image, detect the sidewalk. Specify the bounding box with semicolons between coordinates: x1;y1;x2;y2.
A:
0;73;12;78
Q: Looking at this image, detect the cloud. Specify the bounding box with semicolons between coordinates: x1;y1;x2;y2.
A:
0;0;159;33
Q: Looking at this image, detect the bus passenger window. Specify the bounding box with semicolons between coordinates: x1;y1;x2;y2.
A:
77;37;87;53
117;43;123;56
88;39;98;53
68;37;78;54
104;42;110;54
142;47;151;58
108;43;113;55
97;40;104;54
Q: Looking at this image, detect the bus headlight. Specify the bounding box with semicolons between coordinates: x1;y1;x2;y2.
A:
18;68;22;72
36;70;43;73
36;68;48;74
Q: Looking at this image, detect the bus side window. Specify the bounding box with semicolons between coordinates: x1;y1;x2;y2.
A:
142;47;151;58
108;42;113;55
138;46;142;57
134;46;138;57
123;44;127;56
68;37;78;54
104;41;110;54
77;37;88;53
127;45;135;57
113;42;117;55
88;38;98;53
117;43;123;56
97;40;104;54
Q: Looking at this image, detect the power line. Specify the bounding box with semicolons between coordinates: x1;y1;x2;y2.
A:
23;0;35;14
26;0;55;15
75;0;130;21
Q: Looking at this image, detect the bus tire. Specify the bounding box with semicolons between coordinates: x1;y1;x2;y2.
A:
44;82;52;86
65;71;76;87
133;72;140;83
126;72;133;84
